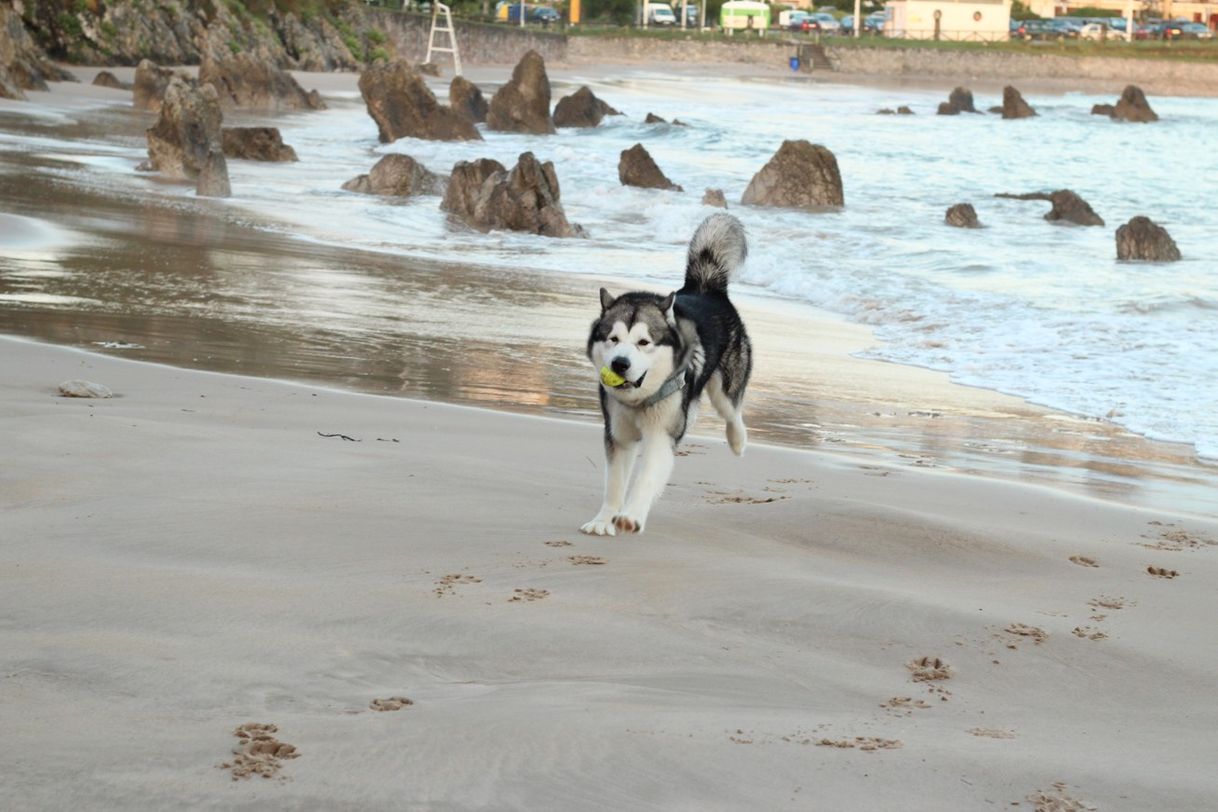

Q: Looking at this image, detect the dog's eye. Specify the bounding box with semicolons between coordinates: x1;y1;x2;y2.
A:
637;339;650;347
608;336;619;344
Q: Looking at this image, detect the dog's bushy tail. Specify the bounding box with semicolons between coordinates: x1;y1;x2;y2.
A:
683;213;747;295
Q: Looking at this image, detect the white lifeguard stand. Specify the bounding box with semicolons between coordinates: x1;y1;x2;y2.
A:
425;2;463;76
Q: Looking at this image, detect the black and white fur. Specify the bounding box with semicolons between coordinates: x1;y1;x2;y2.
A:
582;213;752;536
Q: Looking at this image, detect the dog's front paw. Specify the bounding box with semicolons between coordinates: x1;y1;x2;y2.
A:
612;514;645;534
580;517;617;536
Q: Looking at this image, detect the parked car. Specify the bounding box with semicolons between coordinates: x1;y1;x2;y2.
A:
1079;22;1127;40
1009;19;1028;39
839;14;855;33
683;4;699;26
1159;20;1213;39
809;11;839;32
647;3;677;26
864;11;885;33
787;10;813;31
530;6;560;24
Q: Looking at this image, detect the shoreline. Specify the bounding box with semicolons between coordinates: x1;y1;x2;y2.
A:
4;334;1218;809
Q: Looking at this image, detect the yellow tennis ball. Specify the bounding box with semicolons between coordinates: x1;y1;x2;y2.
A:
600;366;626;388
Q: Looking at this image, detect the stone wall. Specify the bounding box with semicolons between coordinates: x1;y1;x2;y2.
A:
370;10;567;67
566;35;788;66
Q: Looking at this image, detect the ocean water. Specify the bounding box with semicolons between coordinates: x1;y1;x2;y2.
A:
2;70;1216;460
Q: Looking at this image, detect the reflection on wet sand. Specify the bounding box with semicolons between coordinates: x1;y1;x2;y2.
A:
2;145;1215;517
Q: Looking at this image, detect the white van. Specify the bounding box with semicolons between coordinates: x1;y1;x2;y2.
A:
648;3;677;26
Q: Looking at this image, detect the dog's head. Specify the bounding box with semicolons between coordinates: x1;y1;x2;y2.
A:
587;288;681;404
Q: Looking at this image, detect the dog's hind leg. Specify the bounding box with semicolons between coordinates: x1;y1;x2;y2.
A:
613;430;675;535
706;371;747;456
581;439;637;536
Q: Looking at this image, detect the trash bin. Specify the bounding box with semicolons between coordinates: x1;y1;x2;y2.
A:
789;55;801;71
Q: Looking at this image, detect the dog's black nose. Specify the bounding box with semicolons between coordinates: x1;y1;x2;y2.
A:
610;357;631;375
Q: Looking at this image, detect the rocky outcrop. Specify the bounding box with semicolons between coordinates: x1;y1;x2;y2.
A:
1091;103;1115;116
1;3;75;100
1116;216;1180;261
133;59;194;113
92;70;130;90
644;112;667;124
145;77;223;181
877;108;896;115
945;203;980;228
199;54;325;112
359;60;481;143
702;188;727;209
415;62;441;77
449;75;488;123
553;86;620;128
897;106;914;115
487;50;555;135
619;144;682;192
937;86;976;115
741;140;843;209
221;127;298;162
442;152;582;238
1111;85;1158;123
196;149;231;198
995;190;1103;226
342;154;445;196
1002;86;1036;119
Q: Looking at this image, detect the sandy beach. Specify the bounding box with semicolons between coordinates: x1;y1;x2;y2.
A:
3;335;1218;809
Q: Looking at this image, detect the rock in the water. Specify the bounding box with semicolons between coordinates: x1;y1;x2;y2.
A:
897;106;914;115
937;86;976;115
196;149;232;197
0;3;75;100
145;78;224;180
200;54;325;112
702;188;727;208
553;86;620;128
618;143;682;192
644;112;667;124
342;154;445;197
133;59;192;113
945;203;980;228
486;50;555;135
443;153;582;238
741;139;843;209
1112;84;1158;123
441;157;506;223
359;60;481;143
987;106;1003;114
221;127;298;162
1002;86;1036;119
92;70;130;90
449;75;488;123
1091;103;1115;116
877;108;895;115
58;379;112;398
1116;216;1180;261
672;119;689;127
995;189;1103;226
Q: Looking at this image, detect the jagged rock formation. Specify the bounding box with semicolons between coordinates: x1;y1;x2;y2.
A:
1002;86;1036;119
133;59;195;113
92;70;130;90
741;140;843;209
449;76;488;124
196;149;231;198
1116;216;1180;261
618;144;682;192
441;152;582;238
945;203;980;228
702;188;727;208
144;77;223;180
937;86;977;115
199;54;325;111
1111;85;1158;123
1;3;75;100
553;86;620;128
995;190;1103;226
342;154;445;196
486;50;555;135
221;127;298;162
359;60;481;143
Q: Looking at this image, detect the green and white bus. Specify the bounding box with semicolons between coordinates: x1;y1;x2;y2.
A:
719;0;771;30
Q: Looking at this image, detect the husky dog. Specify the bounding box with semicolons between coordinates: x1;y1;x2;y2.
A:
582;213;752;536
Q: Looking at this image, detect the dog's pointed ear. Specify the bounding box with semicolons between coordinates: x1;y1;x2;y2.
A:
658;292;676;318
599;287;615;312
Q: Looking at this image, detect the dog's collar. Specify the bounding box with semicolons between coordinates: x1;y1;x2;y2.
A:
637;366;687;409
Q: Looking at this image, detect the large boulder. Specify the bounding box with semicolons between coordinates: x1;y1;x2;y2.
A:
553;86;620;128
342;154;445;197
134;60;183;113
996;190;1103;226
449;75;488;124
145;77;224;181
741;140;843;209
486;50;555;135
221;127;298;162
702;188;727;209
0;3;75;100
1112;85;1158;123
618;143;682;192
1116;216;1180;261
441;158;506;222
199;54;325;112
196;150;231;198
945;203;980;228
1090;103;1115;116
359;60;481;143
92;70;130;90
937;86;977;115
897;105;914;115
1002;86;1036;119
442;152;582;238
